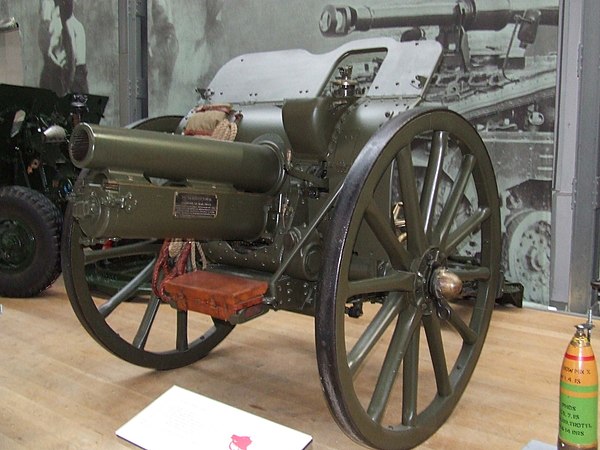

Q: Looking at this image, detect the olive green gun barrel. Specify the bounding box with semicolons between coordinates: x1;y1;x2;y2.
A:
68;123;286;241
320;0;559;36
69;123;284;194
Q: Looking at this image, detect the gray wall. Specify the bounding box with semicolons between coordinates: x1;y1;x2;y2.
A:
3;0;564;308
2;0;120;124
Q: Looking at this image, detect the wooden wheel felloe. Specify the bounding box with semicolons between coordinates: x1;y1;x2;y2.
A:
316;108;501;449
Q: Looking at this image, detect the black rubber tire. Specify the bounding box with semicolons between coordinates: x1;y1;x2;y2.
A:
0;185;62;297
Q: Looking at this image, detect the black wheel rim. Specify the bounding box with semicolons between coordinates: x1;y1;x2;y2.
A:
0;218;36;272
62;204;234;370
316;108;501;449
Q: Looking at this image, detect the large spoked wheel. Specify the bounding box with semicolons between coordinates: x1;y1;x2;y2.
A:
61;116;233;370
316;108;501;449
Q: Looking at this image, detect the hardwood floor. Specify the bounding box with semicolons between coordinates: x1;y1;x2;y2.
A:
0;277;586;449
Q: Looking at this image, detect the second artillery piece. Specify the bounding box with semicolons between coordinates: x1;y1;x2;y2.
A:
61;1;558;449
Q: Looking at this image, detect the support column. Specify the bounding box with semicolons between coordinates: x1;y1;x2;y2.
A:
552;0;600;313
118;0;148;125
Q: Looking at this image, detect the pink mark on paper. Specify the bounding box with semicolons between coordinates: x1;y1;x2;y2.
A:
229;434;252;450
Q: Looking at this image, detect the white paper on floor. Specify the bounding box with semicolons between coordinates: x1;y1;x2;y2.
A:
117;385;313;450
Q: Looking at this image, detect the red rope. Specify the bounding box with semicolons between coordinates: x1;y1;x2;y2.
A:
151;239;192;303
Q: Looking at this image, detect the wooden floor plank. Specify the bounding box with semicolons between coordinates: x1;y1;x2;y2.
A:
0;278;590;449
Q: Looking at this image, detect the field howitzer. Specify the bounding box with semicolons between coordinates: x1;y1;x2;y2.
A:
319;0;558;35
56;1;558;449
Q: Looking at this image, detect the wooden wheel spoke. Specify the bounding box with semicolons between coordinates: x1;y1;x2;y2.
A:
420;131;447;235
367;300;422;423
432;154;475;247
443;207;490;256
132;294;161;350
365;202;412;270
98;258;156;318
347;272;415;298
423;313;452;397
445;303;478;345
348;295;405;375
396;148;427;255
401;327;420;426
176;310;189;351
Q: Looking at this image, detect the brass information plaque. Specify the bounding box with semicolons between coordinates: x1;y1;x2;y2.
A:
173;192;218;219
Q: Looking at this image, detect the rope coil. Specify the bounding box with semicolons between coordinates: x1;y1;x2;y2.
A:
152;239;208;303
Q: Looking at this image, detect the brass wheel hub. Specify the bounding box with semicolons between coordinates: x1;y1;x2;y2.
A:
412;248;463;314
